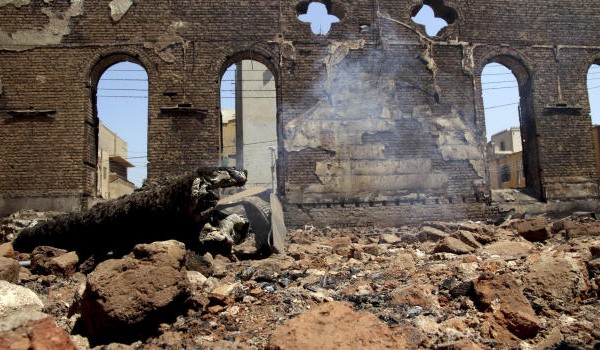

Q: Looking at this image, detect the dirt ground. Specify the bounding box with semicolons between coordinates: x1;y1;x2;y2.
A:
1;212;599;349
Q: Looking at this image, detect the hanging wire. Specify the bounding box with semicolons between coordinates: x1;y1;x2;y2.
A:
484;102;519;110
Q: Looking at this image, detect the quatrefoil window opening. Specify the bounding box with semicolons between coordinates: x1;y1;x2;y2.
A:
411;4;456;36
298;2;340;36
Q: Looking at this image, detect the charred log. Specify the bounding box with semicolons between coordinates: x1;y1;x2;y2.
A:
12;168;247;261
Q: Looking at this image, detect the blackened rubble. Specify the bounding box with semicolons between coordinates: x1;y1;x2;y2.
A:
12;168;249;270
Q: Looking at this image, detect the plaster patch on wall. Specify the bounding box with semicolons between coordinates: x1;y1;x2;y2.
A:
0;0;84;51
143;22;187;63
109;0;133;23
313;159;447;197
427;114;481;162
324;40;365;94
462;44;475;76
0;0;30;8
284;39;462;201
421;108;485;178
284;98;395;153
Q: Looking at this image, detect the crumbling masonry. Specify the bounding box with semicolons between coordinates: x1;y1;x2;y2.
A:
1;0;599;226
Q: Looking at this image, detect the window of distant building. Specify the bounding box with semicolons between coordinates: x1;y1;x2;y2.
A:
500;165;511;183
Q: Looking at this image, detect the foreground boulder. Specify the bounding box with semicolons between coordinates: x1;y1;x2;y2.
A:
266;301;410;349
79;240;191;345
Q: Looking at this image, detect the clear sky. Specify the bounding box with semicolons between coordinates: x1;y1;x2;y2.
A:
97;3;600;188
96;63;148;187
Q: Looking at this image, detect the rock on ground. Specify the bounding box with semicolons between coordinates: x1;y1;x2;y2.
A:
79;240;191;345
31;246;79;278
474;273;541;339
4;215;600;349
524;255;590;310
0;311;76;350
0;280;44;318
0;257;20;283
515;217;550;241
266;301;410;349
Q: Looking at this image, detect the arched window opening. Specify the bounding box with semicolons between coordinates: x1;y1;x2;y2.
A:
297;2;340;36
482;62;527;191
220;60;278;191
587;63;600;184
96;61;148;199
589;64;600;124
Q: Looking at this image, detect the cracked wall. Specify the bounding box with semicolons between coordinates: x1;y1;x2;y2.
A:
1;0;599;224
0;0;83;51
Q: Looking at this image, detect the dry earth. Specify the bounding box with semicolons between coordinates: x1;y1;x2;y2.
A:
0;211;599;350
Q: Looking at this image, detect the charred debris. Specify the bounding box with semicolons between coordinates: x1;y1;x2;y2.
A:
11;167;285;272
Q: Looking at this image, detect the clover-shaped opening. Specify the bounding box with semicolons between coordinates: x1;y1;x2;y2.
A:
297;1;344;36
411;0;458;37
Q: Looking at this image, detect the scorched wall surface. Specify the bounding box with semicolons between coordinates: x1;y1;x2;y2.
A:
1;0;599;226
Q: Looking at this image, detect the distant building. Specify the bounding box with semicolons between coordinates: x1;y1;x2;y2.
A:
592;125;600;185
97;121;135;199
221;109;237;167
486;127;526;189
222;60;277;189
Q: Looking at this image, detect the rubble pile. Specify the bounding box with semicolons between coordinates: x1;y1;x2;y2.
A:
0;212;597;349
1;167;599;350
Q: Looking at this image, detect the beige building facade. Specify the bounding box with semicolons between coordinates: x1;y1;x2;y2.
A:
487;128;526;189
221;109;237;167
222;60;277;189
97;122;135;199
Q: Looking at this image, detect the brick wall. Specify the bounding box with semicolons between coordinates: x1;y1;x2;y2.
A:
1;0;599;223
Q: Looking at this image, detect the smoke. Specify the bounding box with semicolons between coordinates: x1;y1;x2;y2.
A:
283;12;484;207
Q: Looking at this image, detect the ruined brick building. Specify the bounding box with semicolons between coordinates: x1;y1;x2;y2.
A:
1;0;599;226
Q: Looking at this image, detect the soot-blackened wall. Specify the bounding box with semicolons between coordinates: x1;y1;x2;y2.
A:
1;0;599;226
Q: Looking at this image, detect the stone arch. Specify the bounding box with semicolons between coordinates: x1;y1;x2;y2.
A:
218;50;283;193
218;50;280;83
585;55;600;123
474;50;542;199
586;54;600;91
85;50;152;199
587;56;600;182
